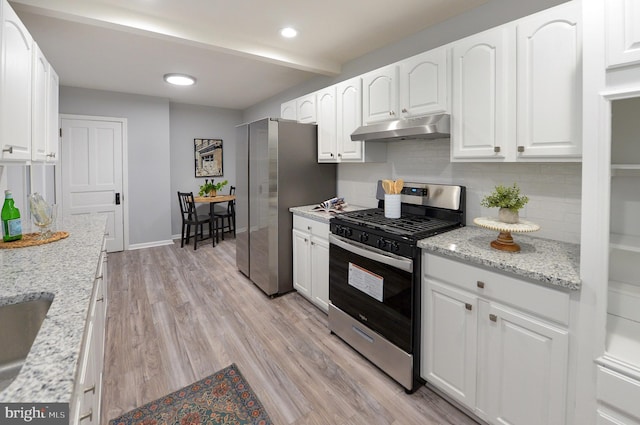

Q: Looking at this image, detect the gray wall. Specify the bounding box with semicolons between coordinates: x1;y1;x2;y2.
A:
169;102;243;236
242;0;569;123
60;86;172;246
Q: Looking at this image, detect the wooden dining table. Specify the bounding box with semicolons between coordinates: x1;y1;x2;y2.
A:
194;194;236;217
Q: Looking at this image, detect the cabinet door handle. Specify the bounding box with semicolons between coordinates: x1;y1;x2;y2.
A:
518;146;525;153
389;110;395;116
401;108;408;113
79;409;93;422
83;385;95;394
489;314;497;322
493;146;501;153
96;297;104;303
2;147;13;154
307;226;312;230
47;152;56;158
311;241;315;246
465;303;472;311
477;281;485;289
330;153;334;157
304;238;308;243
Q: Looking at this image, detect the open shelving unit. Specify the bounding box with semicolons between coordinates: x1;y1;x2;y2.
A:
605;97;640;376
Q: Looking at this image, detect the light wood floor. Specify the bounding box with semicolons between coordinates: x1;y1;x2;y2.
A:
101;237;478;425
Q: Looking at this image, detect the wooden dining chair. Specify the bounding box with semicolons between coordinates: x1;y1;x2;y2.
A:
177;191;216;249
214;186;236;240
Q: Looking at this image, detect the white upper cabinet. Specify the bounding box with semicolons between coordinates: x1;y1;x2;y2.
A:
516;1;581;159
0;0;33;161
451;26;514;160
399;47;449;117
47;65;59;162
31;42;48;162
337;77;365;161
607;0;640;68
315;78;386;163
316;86;337;162
451;1;581;162
280;99;297;121
296;93;317;124
362;64;399;125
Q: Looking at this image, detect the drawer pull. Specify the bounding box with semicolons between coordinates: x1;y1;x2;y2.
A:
307;226;312;230
477;281;485;289
465;303;472;311
96;297;104;302
79;409;93;422
489;314;497;322
83;385;95;394
352;325;374;343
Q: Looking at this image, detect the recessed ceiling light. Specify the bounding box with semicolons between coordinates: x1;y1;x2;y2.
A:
280;27;297;38
163;73;196;86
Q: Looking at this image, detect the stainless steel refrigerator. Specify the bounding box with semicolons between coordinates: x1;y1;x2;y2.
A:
236;118;337;296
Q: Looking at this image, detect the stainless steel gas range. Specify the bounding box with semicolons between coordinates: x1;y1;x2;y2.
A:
328;181;466;393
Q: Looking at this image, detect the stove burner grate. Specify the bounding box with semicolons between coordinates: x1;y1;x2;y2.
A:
336;208;458;238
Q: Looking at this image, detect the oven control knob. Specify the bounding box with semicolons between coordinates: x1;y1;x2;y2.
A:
359;232;369;243
390;242;400;252
345;228;353;237
376;238;387;249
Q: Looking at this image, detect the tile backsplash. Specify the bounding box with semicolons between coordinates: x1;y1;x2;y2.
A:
336;139;581;244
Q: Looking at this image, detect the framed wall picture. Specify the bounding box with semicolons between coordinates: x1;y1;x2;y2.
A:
194;138;223;177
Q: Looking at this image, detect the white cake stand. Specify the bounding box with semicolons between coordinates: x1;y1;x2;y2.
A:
473;217;540;252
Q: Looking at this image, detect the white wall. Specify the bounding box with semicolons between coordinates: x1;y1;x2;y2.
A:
59;86;172;246
337;140;581;243
169;102;243;236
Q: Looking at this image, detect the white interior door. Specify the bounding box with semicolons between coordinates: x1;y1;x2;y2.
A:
60;116;125;252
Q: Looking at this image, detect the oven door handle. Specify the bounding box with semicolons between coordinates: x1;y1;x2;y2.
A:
329;234;413;273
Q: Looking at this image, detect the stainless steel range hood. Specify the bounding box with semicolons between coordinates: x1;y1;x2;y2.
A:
350;113;450;142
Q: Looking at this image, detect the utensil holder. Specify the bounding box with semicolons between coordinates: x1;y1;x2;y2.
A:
384;194;401;218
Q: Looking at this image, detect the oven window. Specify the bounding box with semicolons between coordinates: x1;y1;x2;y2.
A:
329;243;414;352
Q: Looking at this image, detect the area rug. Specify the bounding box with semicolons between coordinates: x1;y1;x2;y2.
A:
109;363;273;425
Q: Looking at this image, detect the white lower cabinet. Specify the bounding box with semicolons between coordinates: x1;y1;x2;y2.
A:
422;253;570;425
292;215;330;312
596;365;640;425
71;244;107;424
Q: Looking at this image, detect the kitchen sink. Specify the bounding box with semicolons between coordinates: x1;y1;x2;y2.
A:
0;297;53;393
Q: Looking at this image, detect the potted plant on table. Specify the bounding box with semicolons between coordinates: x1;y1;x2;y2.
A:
480;183;529;224
199;179;228;197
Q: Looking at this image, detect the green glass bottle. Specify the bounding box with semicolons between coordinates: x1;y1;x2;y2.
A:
2;190;22;242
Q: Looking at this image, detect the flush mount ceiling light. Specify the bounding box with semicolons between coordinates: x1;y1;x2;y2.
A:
280;27;297;38
163;73;196;86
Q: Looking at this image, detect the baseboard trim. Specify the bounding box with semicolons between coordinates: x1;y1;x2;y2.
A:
128;239;175;251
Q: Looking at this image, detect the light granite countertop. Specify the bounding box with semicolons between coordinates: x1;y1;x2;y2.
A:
289;204;370;223
0;214;107;403
418;225;581;291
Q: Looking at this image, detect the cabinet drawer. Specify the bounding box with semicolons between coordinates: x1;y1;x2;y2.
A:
597;366;640;421
293;215;329;239
423;253;570;325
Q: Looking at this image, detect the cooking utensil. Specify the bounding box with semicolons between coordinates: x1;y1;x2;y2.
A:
394;179;404;195
382;179;394;194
